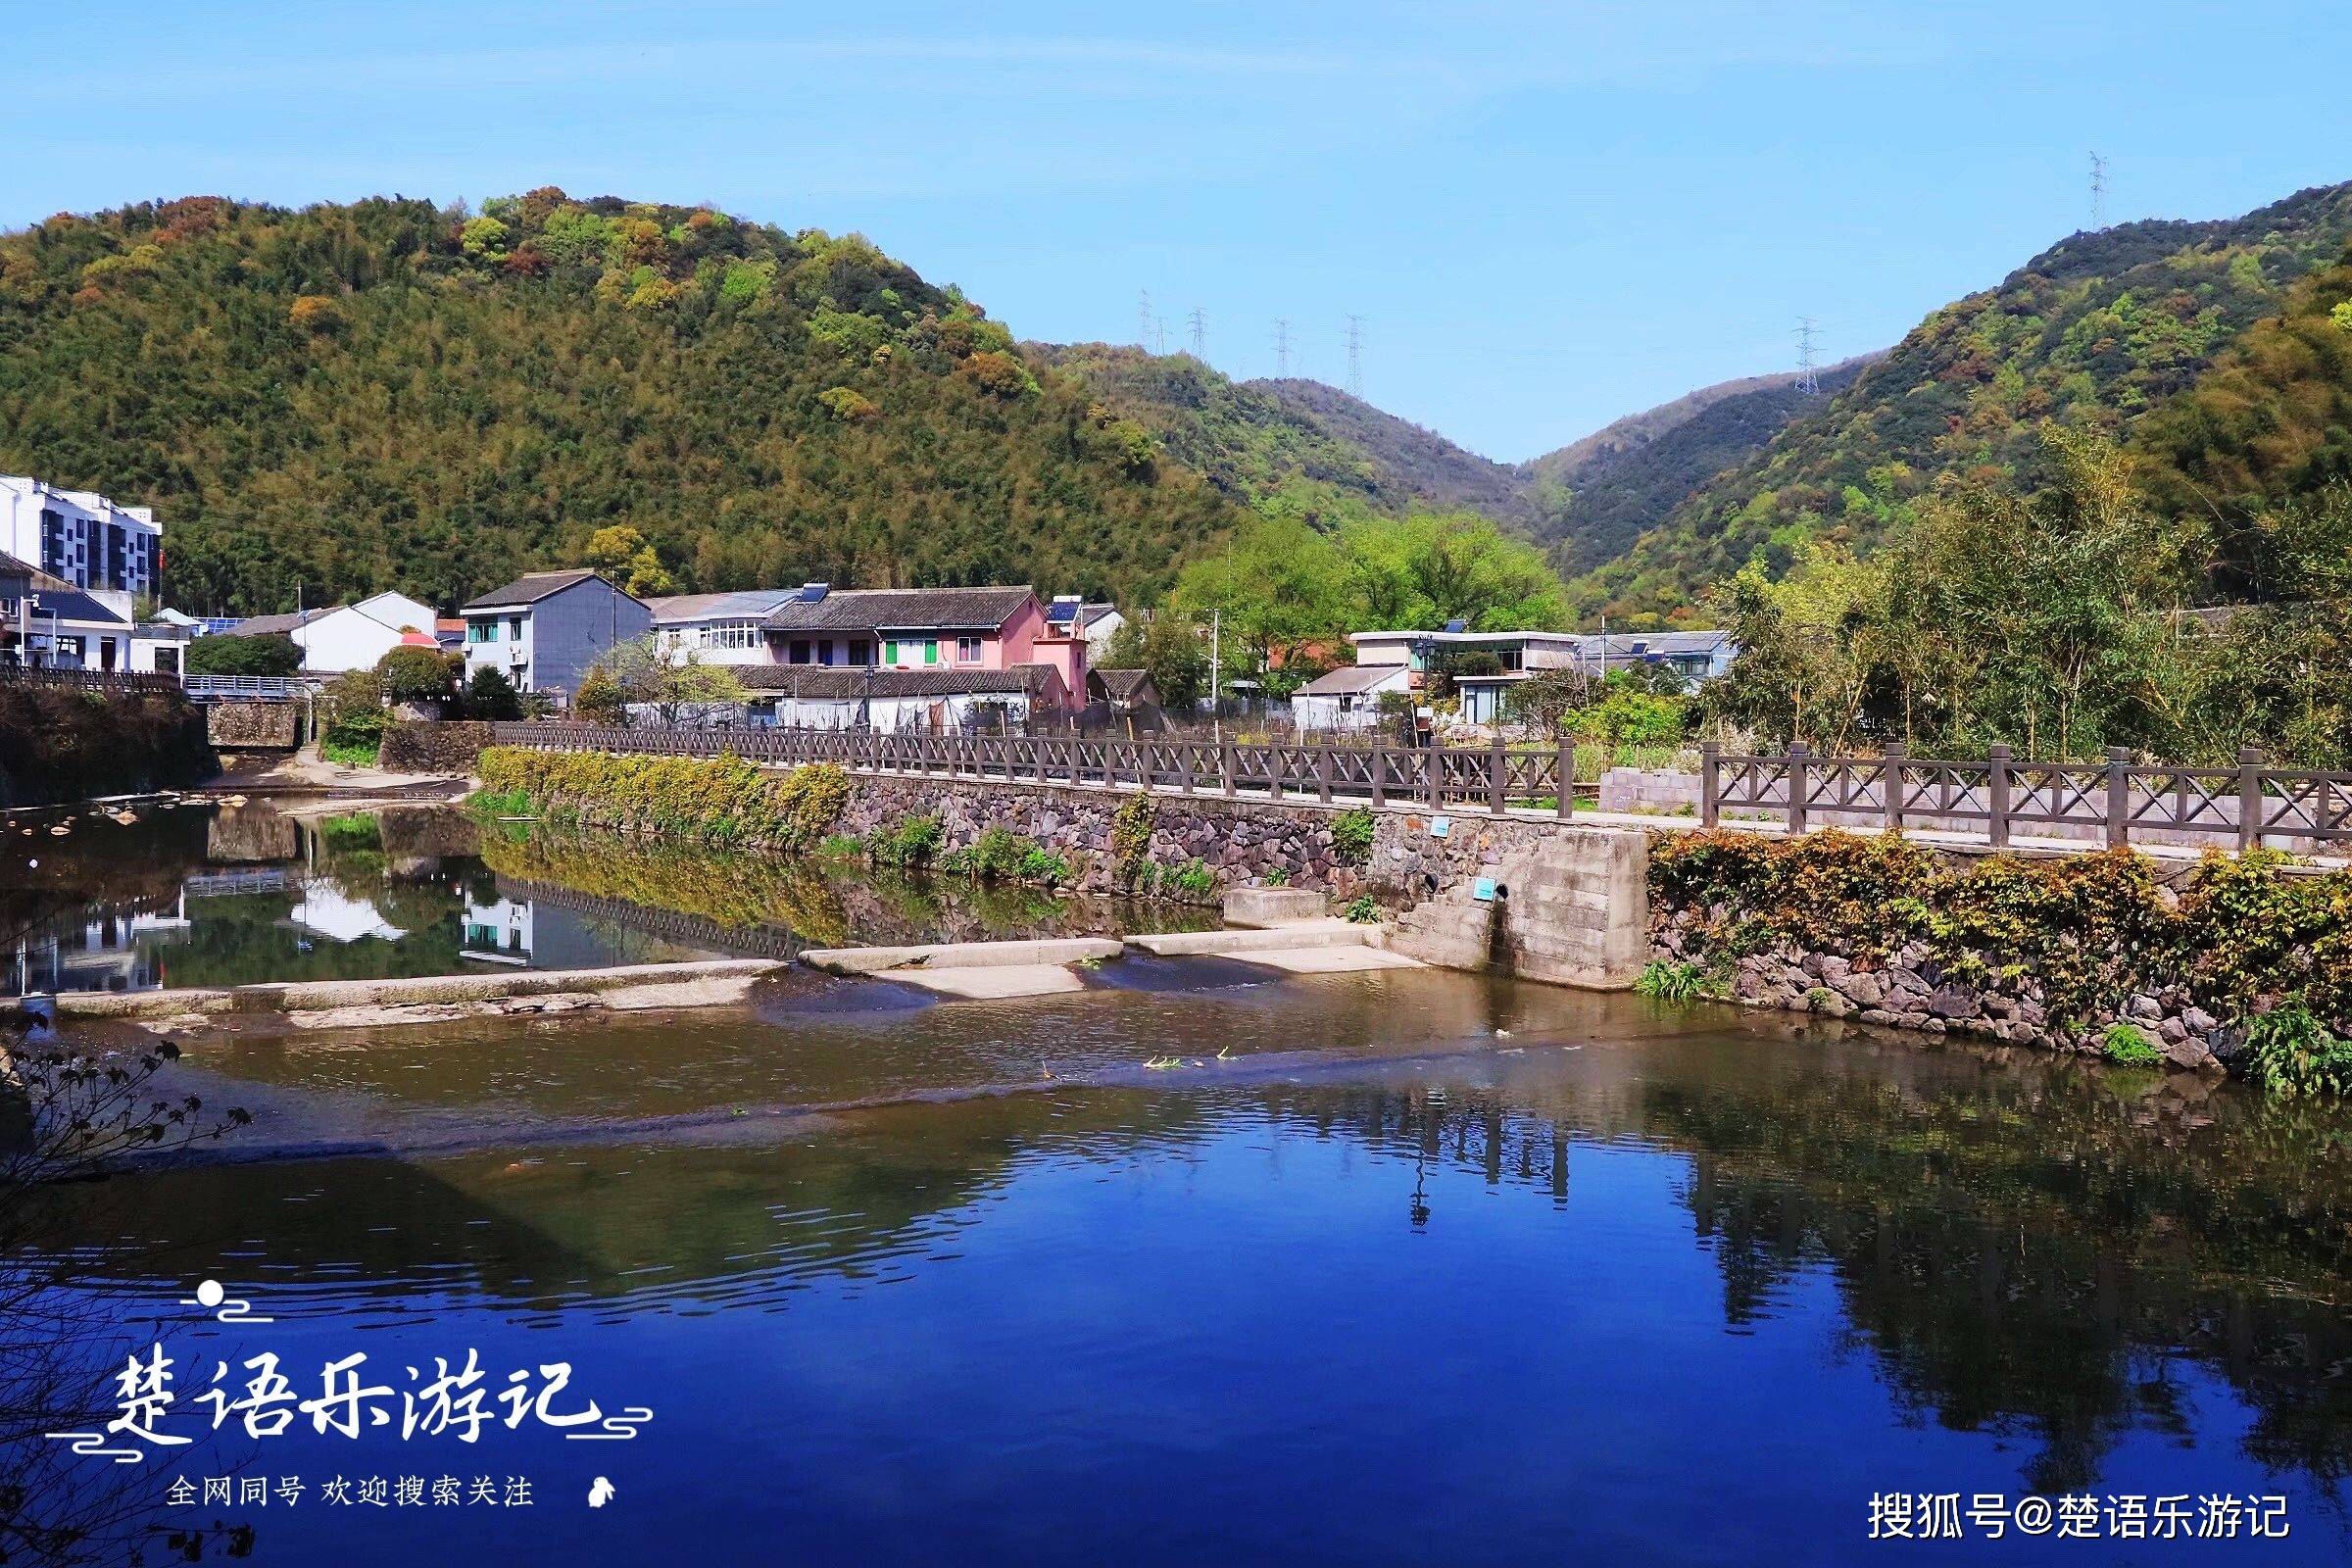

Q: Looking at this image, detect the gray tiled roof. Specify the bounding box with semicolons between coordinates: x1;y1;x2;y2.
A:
228;608;335;638
462;569;610;611
1090;667;1153;702
760;585;1037;634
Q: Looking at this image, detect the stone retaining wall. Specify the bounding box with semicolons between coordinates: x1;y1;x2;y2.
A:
381;719;495;774
206;700;301;750
833;775;1652;987
1645;848;2233;1071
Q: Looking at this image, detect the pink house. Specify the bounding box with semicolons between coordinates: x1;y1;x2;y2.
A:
758;584;1088;706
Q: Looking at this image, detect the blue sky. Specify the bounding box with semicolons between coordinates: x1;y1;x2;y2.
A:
7;2;2348;461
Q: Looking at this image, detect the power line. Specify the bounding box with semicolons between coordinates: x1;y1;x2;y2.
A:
1273;318;1292;376
1136;288;1152;350
1344;314;1365;397
1187;306;1206;359
2089;151;2108;230
1793;316;1819;395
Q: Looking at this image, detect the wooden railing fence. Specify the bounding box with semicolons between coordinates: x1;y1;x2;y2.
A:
487;722;1577;816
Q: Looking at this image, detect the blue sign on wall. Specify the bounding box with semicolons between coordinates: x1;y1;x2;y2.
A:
1429;815;1451;838
1471;877;1497;903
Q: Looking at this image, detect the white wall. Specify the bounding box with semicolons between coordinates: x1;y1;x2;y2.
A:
0;476;162;597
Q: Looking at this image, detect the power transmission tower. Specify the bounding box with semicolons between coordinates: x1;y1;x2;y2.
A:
1136;289;1152;350
1793;316;1820;395
1153;316;1169;355
1274;318;1292;376
1188;306;1206;359
1344;314;1365;397
2089;151;2108;229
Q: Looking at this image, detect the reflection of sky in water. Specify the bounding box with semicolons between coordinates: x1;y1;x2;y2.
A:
21;983;2352;1564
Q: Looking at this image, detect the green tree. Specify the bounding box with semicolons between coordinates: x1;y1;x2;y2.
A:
1168;514;1354;675
1101;611;1210;712
1343;511;1571;631
583;637;748;723
463;664;523;721
184;633;301;677
375;646;462;704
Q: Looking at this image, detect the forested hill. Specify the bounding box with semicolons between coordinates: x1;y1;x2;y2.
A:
0;192;1239;614
1024;343;1398;512
1247;377;1538;523
1531;356;1876;573
1575;179;2352;620
1522;356;1880;490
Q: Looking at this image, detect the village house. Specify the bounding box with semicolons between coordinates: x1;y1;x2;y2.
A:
460;570;652;697
730;662;1072;733
1346;624;1739;724
1289;662;1416;731
229;590;441;675
644;589;804;665
0;550;136;671
1046;595;1125;662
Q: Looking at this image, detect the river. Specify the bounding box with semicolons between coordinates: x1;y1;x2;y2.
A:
3;806;2349;1564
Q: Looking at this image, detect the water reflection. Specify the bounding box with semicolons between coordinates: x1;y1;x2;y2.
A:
2;803;1209;995
30;992;2352;1543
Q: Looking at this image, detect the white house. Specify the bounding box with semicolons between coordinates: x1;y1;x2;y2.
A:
729;663;1070;733
0;476;163;599
1046;596;1125;661
0;555;135;672
1290;663;1414;732
231;591;441;675
1349;625;1740;724
644;589;801;665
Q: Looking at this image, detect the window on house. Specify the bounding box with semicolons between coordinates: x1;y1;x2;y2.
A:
922;639;939;666
789;639;812;665
468;621;498;644
507;616;525;641
846;640;872;666
956;635;982;662
711;621;761;650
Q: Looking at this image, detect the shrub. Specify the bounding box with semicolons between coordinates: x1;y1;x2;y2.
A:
185;632;301;676
470;749;850;849
1342;896;1379;923
815;833;865;860
321;734;381;767
873;814;943;867
1264;867;1291;887
1016;846;1072;885
318;668;387;764
2102;1023;2164;1066
376;646;461;704
464;665;523;720
1162;859;1217;898
1635;960;1713;1002
1330;808;1375;866
2244;1004;2352;1099
575;665;626;723
1647;830;2329;1047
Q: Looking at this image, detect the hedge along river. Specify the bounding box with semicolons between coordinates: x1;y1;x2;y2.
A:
0;797;1212;998
12;954;2352;1564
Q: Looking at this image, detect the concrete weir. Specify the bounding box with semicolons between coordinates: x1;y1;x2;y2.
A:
800;938;1125;1000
